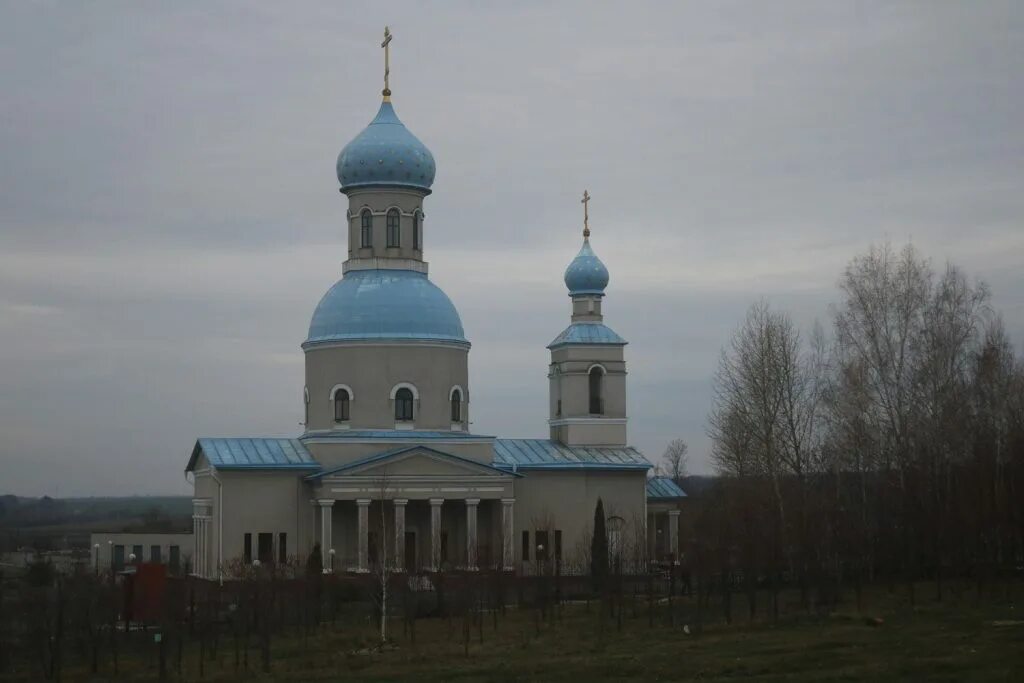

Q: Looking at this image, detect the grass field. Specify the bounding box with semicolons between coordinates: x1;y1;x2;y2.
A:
26;582;1021;682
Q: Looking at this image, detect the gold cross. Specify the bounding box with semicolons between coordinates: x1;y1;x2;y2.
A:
581;190;591;238
381;26;393;99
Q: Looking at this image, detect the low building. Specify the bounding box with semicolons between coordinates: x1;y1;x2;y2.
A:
89;533;193;574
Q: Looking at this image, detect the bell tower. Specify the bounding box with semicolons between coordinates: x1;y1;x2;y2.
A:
547;192;628;447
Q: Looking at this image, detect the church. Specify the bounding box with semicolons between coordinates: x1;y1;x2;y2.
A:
184;31;685;580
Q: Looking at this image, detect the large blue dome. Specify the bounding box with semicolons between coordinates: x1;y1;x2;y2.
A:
564;238;609;296
305;270;467;347
336;100;436;193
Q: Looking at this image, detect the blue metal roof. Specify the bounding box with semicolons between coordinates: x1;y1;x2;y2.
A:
305;445;519;480
492;439;651;471
564;238;609;296
302;429;492;441
187;438;321;472
305;270;468;348
548;322;626;349
646;476;688;500
337;99;436;193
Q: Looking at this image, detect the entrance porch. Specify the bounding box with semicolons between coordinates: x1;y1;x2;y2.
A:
306;445;517;573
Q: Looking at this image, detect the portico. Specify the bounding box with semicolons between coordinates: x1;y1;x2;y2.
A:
307;445;517;572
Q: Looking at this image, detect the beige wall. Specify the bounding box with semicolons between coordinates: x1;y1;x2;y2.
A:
305;343;469;432
511;469;646;570
194;468;314;575
345;188;427;261
304;437;494;469
548;344;628;446
549;420;627;446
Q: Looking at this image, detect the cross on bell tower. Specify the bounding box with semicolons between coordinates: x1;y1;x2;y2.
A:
381;26;393;100
581;190;591;238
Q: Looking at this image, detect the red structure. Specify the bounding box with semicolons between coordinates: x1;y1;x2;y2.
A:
122;562;168;623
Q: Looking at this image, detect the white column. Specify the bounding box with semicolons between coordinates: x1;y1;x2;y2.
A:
203;519;210;577
393;499;408;571
465;499;479;570
317;499;334;571
192;515;200;576
668;509;681;564
205;519;212;577
501;498;515;571
429;498;444;571
200;519;208;577
308;499;318;554
357;499;371;572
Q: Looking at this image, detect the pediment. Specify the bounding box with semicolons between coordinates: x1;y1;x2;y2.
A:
312;446;514;481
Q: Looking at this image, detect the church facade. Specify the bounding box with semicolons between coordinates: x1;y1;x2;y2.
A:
184;44;684;580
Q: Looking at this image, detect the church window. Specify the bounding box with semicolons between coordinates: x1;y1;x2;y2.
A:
360;210;373;248
132;545;143;562
395;387;414;421
386;208;401;247
450;388;462;422
243;533;252;564
257;533;273;564
278;533;287;564
535;530;549;562
150;545;161;563
589;366;604;415
521;530;530;562
334;388;350;422
413;211;421;250
555;530;562;564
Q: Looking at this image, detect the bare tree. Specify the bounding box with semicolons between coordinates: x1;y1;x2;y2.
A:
662;439;689;481
370;469;392;644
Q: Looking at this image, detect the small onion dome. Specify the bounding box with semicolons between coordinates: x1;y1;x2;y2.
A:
563;238;609;296
336;100;436;194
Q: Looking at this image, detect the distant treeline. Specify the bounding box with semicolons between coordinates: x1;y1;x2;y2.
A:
0;496;192;552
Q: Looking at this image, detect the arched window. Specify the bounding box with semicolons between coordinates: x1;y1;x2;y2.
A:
395;387;414;421
588;366;604;414
333;388;350;422
360;210;373;248
450;388;462;422
412;211;421;250
386;208;401;248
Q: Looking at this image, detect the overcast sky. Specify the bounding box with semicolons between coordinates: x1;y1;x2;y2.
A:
1;1;1022;496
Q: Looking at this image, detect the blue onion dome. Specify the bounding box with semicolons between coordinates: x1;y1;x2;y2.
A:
336;99;436;194
564;238;610;296
305;270;468;347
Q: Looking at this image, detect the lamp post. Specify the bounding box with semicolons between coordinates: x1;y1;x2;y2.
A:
93;543;100;575
329;548;336;573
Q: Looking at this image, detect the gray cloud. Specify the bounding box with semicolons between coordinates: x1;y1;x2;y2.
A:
2;1;1022;495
